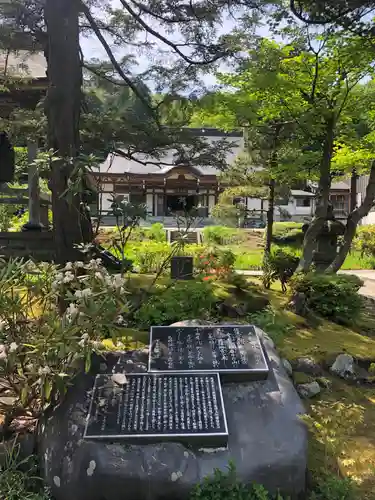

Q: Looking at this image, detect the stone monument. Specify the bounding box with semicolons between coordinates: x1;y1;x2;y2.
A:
303;202;345;271
39;323;307;500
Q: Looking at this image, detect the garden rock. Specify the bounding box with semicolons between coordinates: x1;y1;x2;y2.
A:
330;354;355;379
297;381;321;399
39;329;307;500
282;359;293;377
170;320;212;327
293;357;322;376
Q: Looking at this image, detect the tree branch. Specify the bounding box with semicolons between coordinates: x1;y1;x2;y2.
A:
80;1;154;115
118;0;227;65
327;161;375;273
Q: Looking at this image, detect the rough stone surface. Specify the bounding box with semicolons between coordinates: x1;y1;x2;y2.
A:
282;359;293;377
38;327;307;500
293;357;322;376
297;381;321;399
330;354;355;379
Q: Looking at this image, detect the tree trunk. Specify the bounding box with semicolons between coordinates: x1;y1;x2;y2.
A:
44;0;93;264
297;113;335;272
327;162;375;273
265;178;275;255
350;168;357;213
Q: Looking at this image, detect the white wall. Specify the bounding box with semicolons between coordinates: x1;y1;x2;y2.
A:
245;196;313;221
99;183;114;214
362;211;375;225
146;193;153;215
208;195;216;215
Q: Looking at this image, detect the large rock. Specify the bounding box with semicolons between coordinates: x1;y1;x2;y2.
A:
38;328;307;500
297;381;321;399
293;357;322;376
330;354;355;379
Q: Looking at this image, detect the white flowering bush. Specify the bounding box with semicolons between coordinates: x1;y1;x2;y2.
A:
0;257;132;432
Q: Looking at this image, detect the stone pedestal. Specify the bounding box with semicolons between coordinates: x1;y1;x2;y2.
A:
38;328;307;500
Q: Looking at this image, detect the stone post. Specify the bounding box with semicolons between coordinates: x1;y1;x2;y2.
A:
22;141;43;231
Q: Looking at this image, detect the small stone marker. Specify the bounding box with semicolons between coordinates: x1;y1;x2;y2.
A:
170;256;193;280
84;373;228;447
148;325;269;381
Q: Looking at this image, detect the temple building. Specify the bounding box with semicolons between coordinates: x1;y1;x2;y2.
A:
95;129;244;224
94;128;319;225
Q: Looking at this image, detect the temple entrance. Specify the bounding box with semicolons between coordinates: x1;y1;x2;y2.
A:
166;195;198;214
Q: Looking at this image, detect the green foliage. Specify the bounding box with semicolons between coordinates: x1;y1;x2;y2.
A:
248;306;296;345
190;462;284;500
203;226;246;245
9;210;53;232
0;258;133;430
134;281;218;328
211;201;241;228
354;225;375;258
0;205;17;231
0;442;50;500
290;273;364;324
14;147;29;183
302;399;365;476
196;247;236;280
148;223;166;242
225;272;250;290
309;474;356;500
262;249;299;291
272;222;304;245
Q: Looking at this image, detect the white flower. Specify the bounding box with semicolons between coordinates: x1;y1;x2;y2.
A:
38;366;51;376
0;344;7;361
64;262;73;271
81;288;92;298
63;272;75;284
116;315;125;325
78;333;90;348
66;303;79;320
74;290;83;298
9;342;18;353
96;258;102;266
113;275;124;289
74;261;84;268
0;320;6;332
88;259;98;269
94;271;104;281
91;341;102;349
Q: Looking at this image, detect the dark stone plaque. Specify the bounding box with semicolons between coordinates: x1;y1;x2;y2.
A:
148;325;269;381
84;373;228;447
170;256;193;280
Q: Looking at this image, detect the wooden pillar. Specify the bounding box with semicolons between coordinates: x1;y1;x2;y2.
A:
22;141;43;231
163;178;167;216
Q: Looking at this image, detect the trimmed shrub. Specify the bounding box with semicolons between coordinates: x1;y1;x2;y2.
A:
148;223;166;242
289;273;364;324
262;249;299;291
134;281;218;327
203;226;245;245
272;222;304;245
195;246;236;280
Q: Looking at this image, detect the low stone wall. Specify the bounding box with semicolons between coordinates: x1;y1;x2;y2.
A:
0;231;55;261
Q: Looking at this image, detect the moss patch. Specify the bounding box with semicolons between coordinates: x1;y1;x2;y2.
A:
260;288;375;499
304;380;375;500
293;372;313;385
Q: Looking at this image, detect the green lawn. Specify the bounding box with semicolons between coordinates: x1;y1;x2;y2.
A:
232;246;374;271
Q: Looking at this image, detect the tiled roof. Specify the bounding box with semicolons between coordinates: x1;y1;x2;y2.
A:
99;133;244;176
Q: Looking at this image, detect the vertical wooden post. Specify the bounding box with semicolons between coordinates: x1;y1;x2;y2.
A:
22;141;43;231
